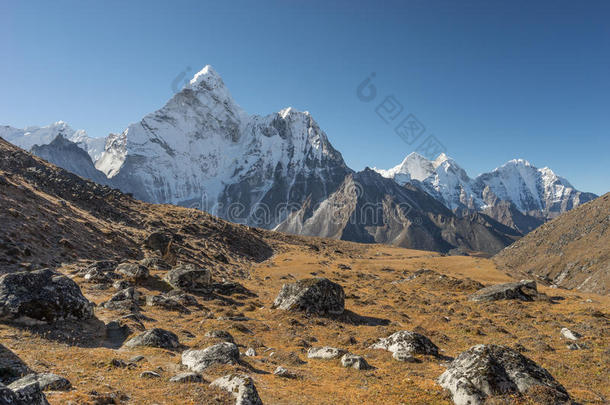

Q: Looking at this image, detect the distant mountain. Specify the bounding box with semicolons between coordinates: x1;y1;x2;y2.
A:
495;193;609;294
31;135;111;186
374;153;597;233
2;65;594;255
1;121;105;162
277;168;520;254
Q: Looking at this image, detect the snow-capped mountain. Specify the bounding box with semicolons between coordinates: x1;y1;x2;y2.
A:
374;153;597;232
1;121;106;162
95;65;351;228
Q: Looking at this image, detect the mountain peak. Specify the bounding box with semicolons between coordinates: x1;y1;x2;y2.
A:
188;65;225;90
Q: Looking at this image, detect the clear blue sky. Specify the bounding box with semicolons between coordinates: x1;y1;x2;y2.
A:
1;0;608;194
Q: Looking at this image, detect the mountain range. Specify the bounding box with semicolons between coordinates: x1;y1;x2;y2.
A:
1;65;598;253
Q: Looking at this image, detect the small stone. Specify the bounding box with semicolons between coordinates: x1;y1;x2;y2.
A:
205;330;234;343
560;327;581;341
169;372;203;383
245;348;257;357
273;366;297;378
371;331;439;357
139;371;160;379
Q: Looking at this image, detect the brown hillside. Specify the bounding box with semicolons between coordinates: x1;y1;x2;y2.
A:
495;193;610;295
0;138;608;404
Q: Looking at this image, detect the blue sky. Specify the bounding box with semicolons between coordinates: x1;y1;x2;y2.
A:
1;0;608;194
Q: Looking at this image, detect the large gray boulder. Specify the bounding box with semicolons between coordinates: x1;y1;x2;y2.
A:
371;331;439;357
9;373;71;391
0;269;93;324
123;328;180;349
182;342;240;372
164;264;212;293
2;378;49;405
210;374;262;405
469;280;538;302
272;278;345;315
438;344;570;405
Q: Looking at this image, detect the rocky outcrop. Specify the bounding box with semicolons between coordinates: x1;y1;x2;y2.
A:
272;278;345;315
0;269;93;324
123;328;180;349
371;331;439;357
164;264;212;293
438;344;570;405
210;374;262;405
0;344;31;384
4;377;49;405
182;342;240;372
469;280;538;302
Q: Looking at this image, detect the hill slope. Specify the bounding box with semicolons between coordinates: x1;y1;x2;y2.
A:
495;193;609;294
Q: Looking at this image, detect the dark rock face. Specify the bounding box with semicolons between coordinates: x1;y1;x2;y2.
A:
182;342;240;372
277;170;520;255
438;344;570;405
124;328;180;349
209;374;263;405
272;278;345;315
371;331;439;357
469;280;538;302
0;269;94;324
164;264;211;293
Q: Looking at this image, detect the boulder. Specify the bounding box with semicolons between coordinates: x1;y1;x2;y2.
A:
164;264;212;293
182;342;240;372
115;263;149;281
272;278;345;315
438;344;570;405
169;372;203;383
145;294;188;313
371;331;439;357
9;373;71;391
5;377;50;405
123;328;180;349
340;354;372;370
307;346;346;360
0;269;93;324
144;231;172;254
0;344;31;384
469;280;538;302
210;374;262;405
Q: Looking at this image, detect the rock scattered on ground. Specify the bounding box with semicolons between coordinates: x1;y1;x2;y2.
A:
115;263;149;281
469;280;538;302
307;346;346;360
560;327;581;341
340;354;372;370
123;328;180;349
438;344;570;405
272;278;345;315
273;366;297;378
5;377;50;404
210;374;262;405
169;372;203;383
182;342;240;372
371;331;439;357
0;268;93;324
205;330;235;343
164;264;212;293
9;373;71;391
